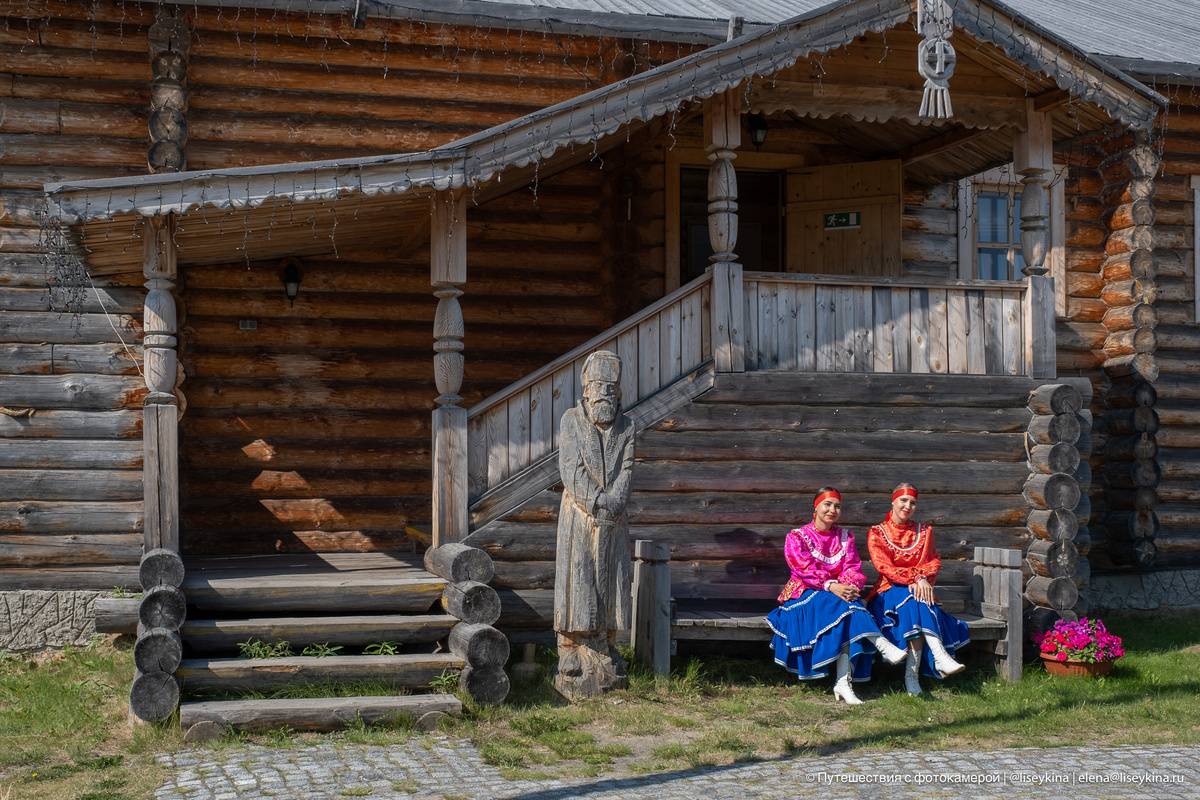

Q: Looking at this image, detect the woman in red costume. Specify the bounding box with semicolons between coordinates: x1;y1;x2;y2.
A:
768;487;907;704
865;483;969;696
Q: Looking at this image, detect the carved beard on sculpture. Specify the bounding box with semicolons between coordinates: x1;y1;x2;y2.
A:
584;381;618;426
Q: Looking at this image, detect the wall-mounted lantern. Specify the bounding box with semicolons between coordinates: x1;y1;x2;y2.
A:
281;257;302;307
747;113;768;151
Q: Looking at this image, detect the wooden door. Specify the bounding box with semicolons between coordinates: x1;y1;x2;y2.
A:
785;160;902;276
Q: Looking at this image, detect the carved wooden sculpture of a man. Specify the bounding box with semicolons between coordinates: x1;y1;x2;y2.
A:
553;350;636;699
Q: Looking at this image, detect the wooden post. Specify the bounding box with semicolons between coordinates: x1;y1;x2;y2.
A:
631;540;671;678
142;215;180;554
1015;100;1055;379
704;90;744;373
431;190;468;548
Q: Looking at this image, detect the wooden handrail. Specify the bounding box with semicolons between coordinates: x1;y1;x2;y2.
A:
745;271;1028;293
467;271;713;418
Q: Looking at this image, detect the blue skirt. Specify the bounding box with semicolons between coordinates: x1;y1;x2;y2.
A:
766;590;883;682
868;585;971;679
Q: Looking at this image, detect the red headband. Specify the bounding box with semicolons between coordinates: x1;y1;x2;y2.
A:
892;487;918;502
814;490;841;508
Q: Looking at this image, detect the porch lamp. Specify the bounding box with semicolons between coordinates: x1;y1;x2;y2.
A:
282;258;302;307
747;113;768;151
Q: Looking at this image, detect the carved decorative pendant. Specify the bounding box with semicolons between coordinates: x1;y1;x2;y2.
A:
918;0;956;119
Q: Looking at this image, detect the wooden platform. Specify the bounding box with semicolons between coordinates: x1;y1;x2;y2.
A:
182;552;446;613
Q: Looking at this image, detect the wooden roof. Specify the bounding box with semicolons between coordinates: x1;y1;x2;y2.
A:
47;0;1164;271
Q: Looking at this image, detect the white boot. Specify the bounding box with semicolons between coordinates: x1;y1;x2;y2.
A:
832;650;863;705
925;634;965;677
904;642;924;696
871;634;907;665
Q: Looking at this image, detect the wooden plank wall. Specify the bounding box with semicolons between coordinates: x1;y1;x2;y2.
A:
468;373;1038;630
0;2;674;573
743;276;1026;375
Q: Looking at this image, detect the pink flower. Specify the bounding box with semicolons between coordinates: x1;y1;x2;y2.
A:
1055;652;1067;661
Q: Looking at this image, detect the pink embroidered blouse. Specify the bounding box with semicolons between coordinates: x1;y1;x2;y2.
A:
777;522;867;603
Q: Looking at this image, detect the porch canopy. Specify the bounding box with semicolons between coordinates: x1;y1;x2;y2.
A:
45;0;1164;272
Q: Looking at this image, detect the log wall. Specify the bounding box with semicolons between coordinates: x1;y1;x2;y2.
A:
0;1;674;576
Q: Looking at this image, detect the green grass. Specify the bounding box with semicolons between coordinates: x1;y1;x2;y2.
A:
4;614;1200;797
452;614;1200;779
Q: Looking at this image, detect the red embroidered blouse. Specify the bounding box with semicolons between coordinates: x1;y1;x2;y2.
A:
864;512;941;603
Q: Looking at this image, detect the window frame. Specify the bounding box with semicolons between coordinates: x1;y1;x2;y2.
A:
958;164;1067;316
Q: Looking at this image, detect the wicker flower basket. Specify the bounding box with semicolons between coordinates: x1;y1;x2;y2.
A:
1040;654;1114;678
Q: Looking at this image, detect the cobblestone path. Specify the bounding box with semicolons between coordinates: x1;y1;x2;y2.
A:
155;741;1200;799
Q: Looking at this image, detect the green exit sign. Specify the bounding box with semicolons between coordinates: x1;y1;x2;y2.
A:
824;211;861;229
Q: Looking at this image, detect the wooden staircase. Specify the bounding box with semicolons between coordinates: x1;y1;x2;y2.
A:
173;553;466;736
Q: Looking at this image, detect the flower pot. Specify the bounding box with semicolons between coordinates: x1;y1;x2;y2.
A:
1040;654;1114;678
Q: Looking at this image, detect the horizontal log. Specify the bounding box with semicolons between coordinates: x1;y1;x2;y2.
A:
182;572;444;614
468;521;1028;563
637;430;1025;462
1074;493;1094;526
139;584;186;630
95;596;140;633
1105;407;1159;436
180;613;456;652
1053;322;1107;352
0;286;144;314
1026;508;1078;542
134;627;182;674
1;343;142;375
653;403;1032;433
1023;473;1081;511
1073;558;1090;590
1105;380;1157;409
140;548;185;590
1156;374;1200;401
0;565;140;591
0;533;142;568
0;439;142;469
1065;296;1107;323
504;489;1031;527
177;653;464;693
1104;327;1158;358
0;500;142;533
1103;198;1156;230
459;664;510;705
0;374;144;410
1029;443;1079;475
1107;538;1157;568
1103;353;1159;383
441;580;501;625
179;695;462;733
1106;434;1158;462
1027;383;1084;416
181;438;432;471
183;409;429;440
181;528;424;556
130;669;179;724
703;373;1044;407
423;544;494;584
1024;575;1078;611
1026;539;1079;579
448;622;510;669
178;468;428;499
180;496;430;530
1101;278;1156;307
184;349;548;382
495;589;553;630
0;470;142;501
1075;528;1091;556
1026;413;1079;445
633;460;1031;494
1107;509;1160;541
1106;487;1158;512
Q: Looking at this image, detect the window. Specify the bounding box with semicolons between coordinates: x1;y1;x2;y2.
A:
958;165;1067;315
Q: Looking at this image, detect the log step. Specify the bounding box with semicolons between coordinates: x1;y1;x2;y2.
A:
180;694;462;733
180;614;458;652
181;574;447;614
178;653;464;693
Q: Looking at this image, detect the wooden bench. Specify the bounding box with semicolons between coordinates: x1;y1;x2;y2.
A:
631;542;1024;682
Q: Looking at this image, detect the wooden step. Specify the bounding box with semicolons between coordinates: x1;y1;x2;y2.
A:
181;614;458;652
179;653;464;693
180;694;462;733
181;553;446;613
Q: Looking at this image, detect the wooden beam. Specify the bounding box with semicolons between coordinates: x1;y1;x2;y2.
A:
1033;88;1071;113
142;214;179;553
897;126;999;166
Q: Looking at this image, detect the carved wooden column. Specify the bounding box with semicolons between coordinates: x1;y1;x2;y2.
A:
147;10;189;173
143;215;180;553
1015;100;1056;379
704;90;744;373
431;190;468;548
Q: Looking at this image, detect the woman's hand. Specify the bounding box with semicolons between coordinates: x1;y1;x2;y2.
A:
829;582;860;602
913;577;935;605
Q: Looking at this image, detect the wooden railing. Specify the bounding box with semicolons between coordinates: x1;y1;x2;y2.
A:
466;272;713;504
742;272;1050;376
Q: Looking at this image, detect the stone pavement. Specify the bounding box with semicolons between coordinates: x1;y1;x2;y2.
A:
155;741;1200;800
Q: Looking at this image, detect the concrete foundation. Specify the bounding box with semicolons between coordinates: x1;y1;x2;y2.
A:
0;590;104;651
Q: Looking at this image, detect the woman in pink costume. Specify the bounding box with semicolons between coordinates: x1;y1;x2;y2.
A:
767;487;907;704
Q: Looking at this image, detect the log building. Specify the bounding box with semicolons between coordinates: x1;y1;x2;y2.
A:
2;0;1199;716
